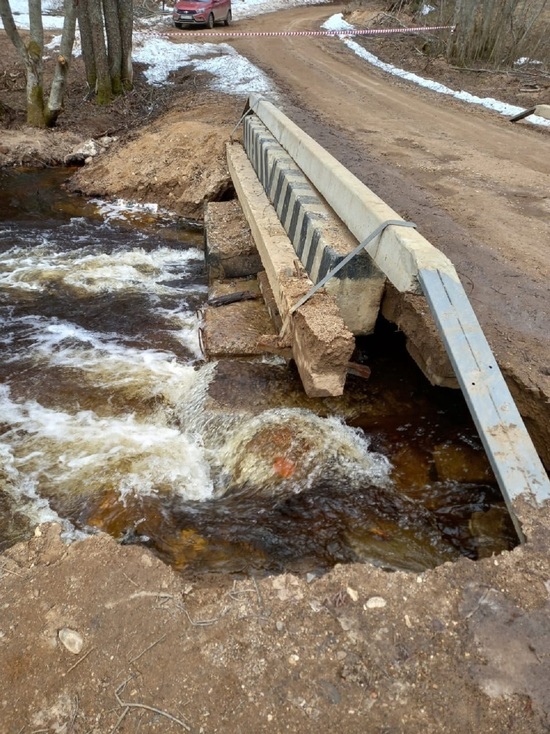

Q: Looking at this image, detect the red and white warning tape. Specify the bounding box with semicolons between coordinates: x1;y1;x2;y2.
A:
144;24;455;39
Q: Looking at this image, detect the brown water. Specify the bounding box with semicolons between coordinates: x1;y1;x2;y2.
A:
0;169;518;575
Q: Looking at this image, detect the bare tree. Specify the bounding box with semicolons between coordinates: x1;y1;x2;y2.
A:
435;0;550;68
118;0;133;90
1;0;45;126
46;0;78;125
77;0;133;104
75;0;97;91
0;0;77;127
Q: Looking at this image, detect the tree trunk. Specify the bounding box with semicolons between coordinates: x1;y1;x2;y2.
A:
103;0;123;95
0;0;28;58
76;0;134;102
45;0;77;126
27;0;45;125
88;0;112;104
77;0;97;91
0;0;46;126
24;54;45;127
118;0;134;90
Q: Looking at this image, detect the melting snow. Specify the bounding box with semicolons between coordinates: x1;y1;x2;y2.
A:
323;13;550;129
1;0;547;125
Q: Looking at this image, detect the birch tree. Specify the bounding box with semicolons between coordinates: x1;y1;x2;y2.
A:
0;0;77;127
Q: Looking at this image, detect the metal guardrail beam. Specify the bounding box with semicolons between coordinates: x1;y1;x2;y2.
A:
419;269;550;541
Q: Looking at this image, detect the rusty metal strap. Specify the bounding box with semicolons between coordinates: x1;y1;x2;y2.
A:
229;105;254;143
289;219;417;314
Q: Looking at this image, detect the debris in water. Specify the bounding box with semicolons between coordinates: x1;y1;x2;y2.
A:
347;362;371;380
273;456;296;478
207;290;260;307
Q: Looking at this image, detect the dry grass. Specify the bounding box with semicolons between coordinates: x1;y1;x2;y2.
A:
438;0;550;68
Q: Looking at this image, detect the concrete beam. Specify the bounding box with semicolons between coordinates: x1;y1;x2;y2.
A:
226;142;355;397
248;94;458;294
242;116;386;334
203;280;277;358
204;201;262;283
381;283;457;388
535;104;550;120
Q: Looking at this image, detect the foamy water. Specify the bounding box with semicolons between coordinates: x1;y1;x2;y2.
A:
0;384;214;502
0;213;211;529
3;314;205;400
0;241;204;296
214;408;391;497
0;210;393;539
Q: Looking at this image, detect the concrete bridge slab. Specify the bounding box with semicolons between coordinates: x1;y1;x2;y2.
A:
226;141;355;397
243;115;386;335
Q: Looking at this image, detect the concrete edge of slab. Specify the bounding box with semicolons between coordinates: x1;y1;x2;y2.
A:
226;141;355;397
204;200;263;283
248;93;459;294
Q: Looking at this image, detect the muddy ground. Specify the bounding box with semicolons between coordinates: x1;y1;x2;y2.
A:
2;1;550;732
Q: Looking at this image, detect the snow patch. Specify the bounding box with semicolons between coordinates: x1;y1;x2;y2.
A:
322;13;550;129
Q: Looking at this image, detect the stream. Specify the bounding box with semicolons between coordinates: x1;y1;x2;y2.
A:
0;168;518;575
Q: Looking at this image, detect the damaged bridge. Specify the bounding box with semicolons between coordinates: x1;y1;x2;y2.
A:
203;93;550;541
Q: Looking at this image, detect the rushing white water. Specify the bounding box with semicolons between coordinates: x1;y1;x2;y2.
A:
0;213;213;529
0;210;393;540
2;313;205;399
1;182;516;570
0;241;205;296
214;408;392;497
0;384;214;502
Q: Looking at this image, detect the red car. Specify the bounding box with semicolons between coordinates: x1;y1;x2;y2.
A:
173;0;232;28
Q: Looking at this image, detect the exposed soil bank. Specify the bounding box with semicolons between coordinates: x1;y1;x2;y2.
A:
67;94;241;221
2;509;550;733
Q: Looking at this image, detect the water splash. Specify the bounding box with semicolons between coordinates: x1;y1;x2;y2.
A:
0;243;204;296
212;408;392;498
2;313;206;405
0;384;214;504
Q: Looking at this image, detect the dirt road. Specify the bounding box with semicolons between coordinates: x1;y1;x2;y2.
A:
231;5;550;460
